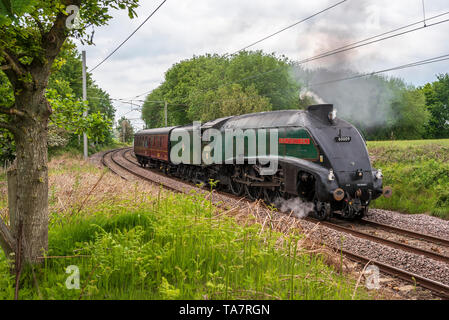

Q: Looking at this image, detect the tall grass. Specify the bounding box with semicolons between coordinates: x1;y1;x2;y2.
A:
0;157;371;300
368;139;449;219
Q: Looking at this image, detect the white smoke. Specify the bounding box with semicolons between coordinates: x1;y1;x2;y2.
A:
299;88;326;104
275;197;315;219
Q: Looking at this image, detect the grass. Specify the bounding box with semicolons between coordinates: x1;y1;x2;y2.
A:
0;156;372;300
367;139;449;219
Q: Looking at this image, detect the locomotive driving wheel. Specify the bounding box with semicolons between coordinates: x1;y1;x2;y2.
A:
354;206;367;219
313;197;331;221
341;204;355;220
263;187;281;206
244;167;262;200
245;184;262;201
229;167;244;196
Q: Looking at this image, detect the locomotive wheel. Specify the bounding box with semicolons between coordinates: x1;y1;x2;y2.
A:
313;198;331;221
341;205;355;220
245;184;263;201
264;188;281;206
244;166;263;201
187;167;195;182
229;179;244;196
354;206;368;219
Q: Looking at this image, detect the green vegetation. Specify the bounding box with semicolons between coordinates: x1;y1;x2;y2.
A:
368;139;449;219
421;74;449;139
0;41;117;163
0;157;370;300
116;117;135;143
142;51;311;127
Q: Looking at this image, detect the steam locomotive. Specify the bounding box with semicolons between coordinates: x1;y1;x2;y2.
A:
134;104;391;220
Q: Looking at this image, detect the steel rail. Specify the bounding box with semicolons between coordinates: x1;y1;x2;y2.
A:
305;217;449;264
340;249;449;299
101;149;128;179
359;219;449;247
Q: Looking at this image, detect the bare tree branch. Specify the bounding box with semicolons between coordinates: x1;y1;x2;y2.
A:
0;216;15;257
2;49;27;77
0;106;25;117
0;64;11;71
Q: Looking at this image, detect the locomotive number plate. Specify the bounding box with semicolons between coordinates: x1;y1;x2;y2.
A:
335;136;351;142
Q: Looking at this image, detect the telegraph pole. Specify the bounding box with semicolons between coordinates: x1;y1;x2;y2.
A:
164;100;168;127
82;51;88;160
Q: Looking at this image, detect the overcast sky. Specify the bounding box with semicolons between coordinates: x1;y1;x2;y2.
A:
76;0;449;129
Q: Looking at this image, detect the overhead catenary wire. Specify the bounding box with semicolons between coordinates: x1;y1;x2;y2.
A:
90;0;168;72
308;53;449;87
109;4;449;103
297;10;449;63
296;14;449;65
227;0;347;56
96;5;449;116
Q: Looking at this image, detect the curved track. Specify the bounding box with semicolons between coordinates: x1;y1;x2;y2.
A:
102;147;449;299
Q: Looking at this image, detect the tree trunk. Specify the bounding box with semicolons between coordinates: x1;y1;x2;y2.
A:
7;166;17;235
9;98;49;263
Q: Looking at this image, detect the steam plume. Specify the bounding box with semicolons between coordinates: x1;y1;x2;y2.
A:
275;197;315;219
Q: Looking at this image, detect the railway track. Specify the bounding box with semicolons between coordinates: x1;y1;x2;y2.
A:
101;147;449;299
306;217;449;264
358;218;449;247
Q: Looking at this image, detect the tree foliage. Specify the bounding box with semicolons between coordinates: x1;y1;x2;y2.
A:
421;73;449;139
142;51;304;128
117;116;134;143
0;41;114;161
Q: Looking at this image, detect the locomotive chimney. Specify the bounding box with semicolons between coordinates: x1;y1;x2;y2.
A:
307;104;335;123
